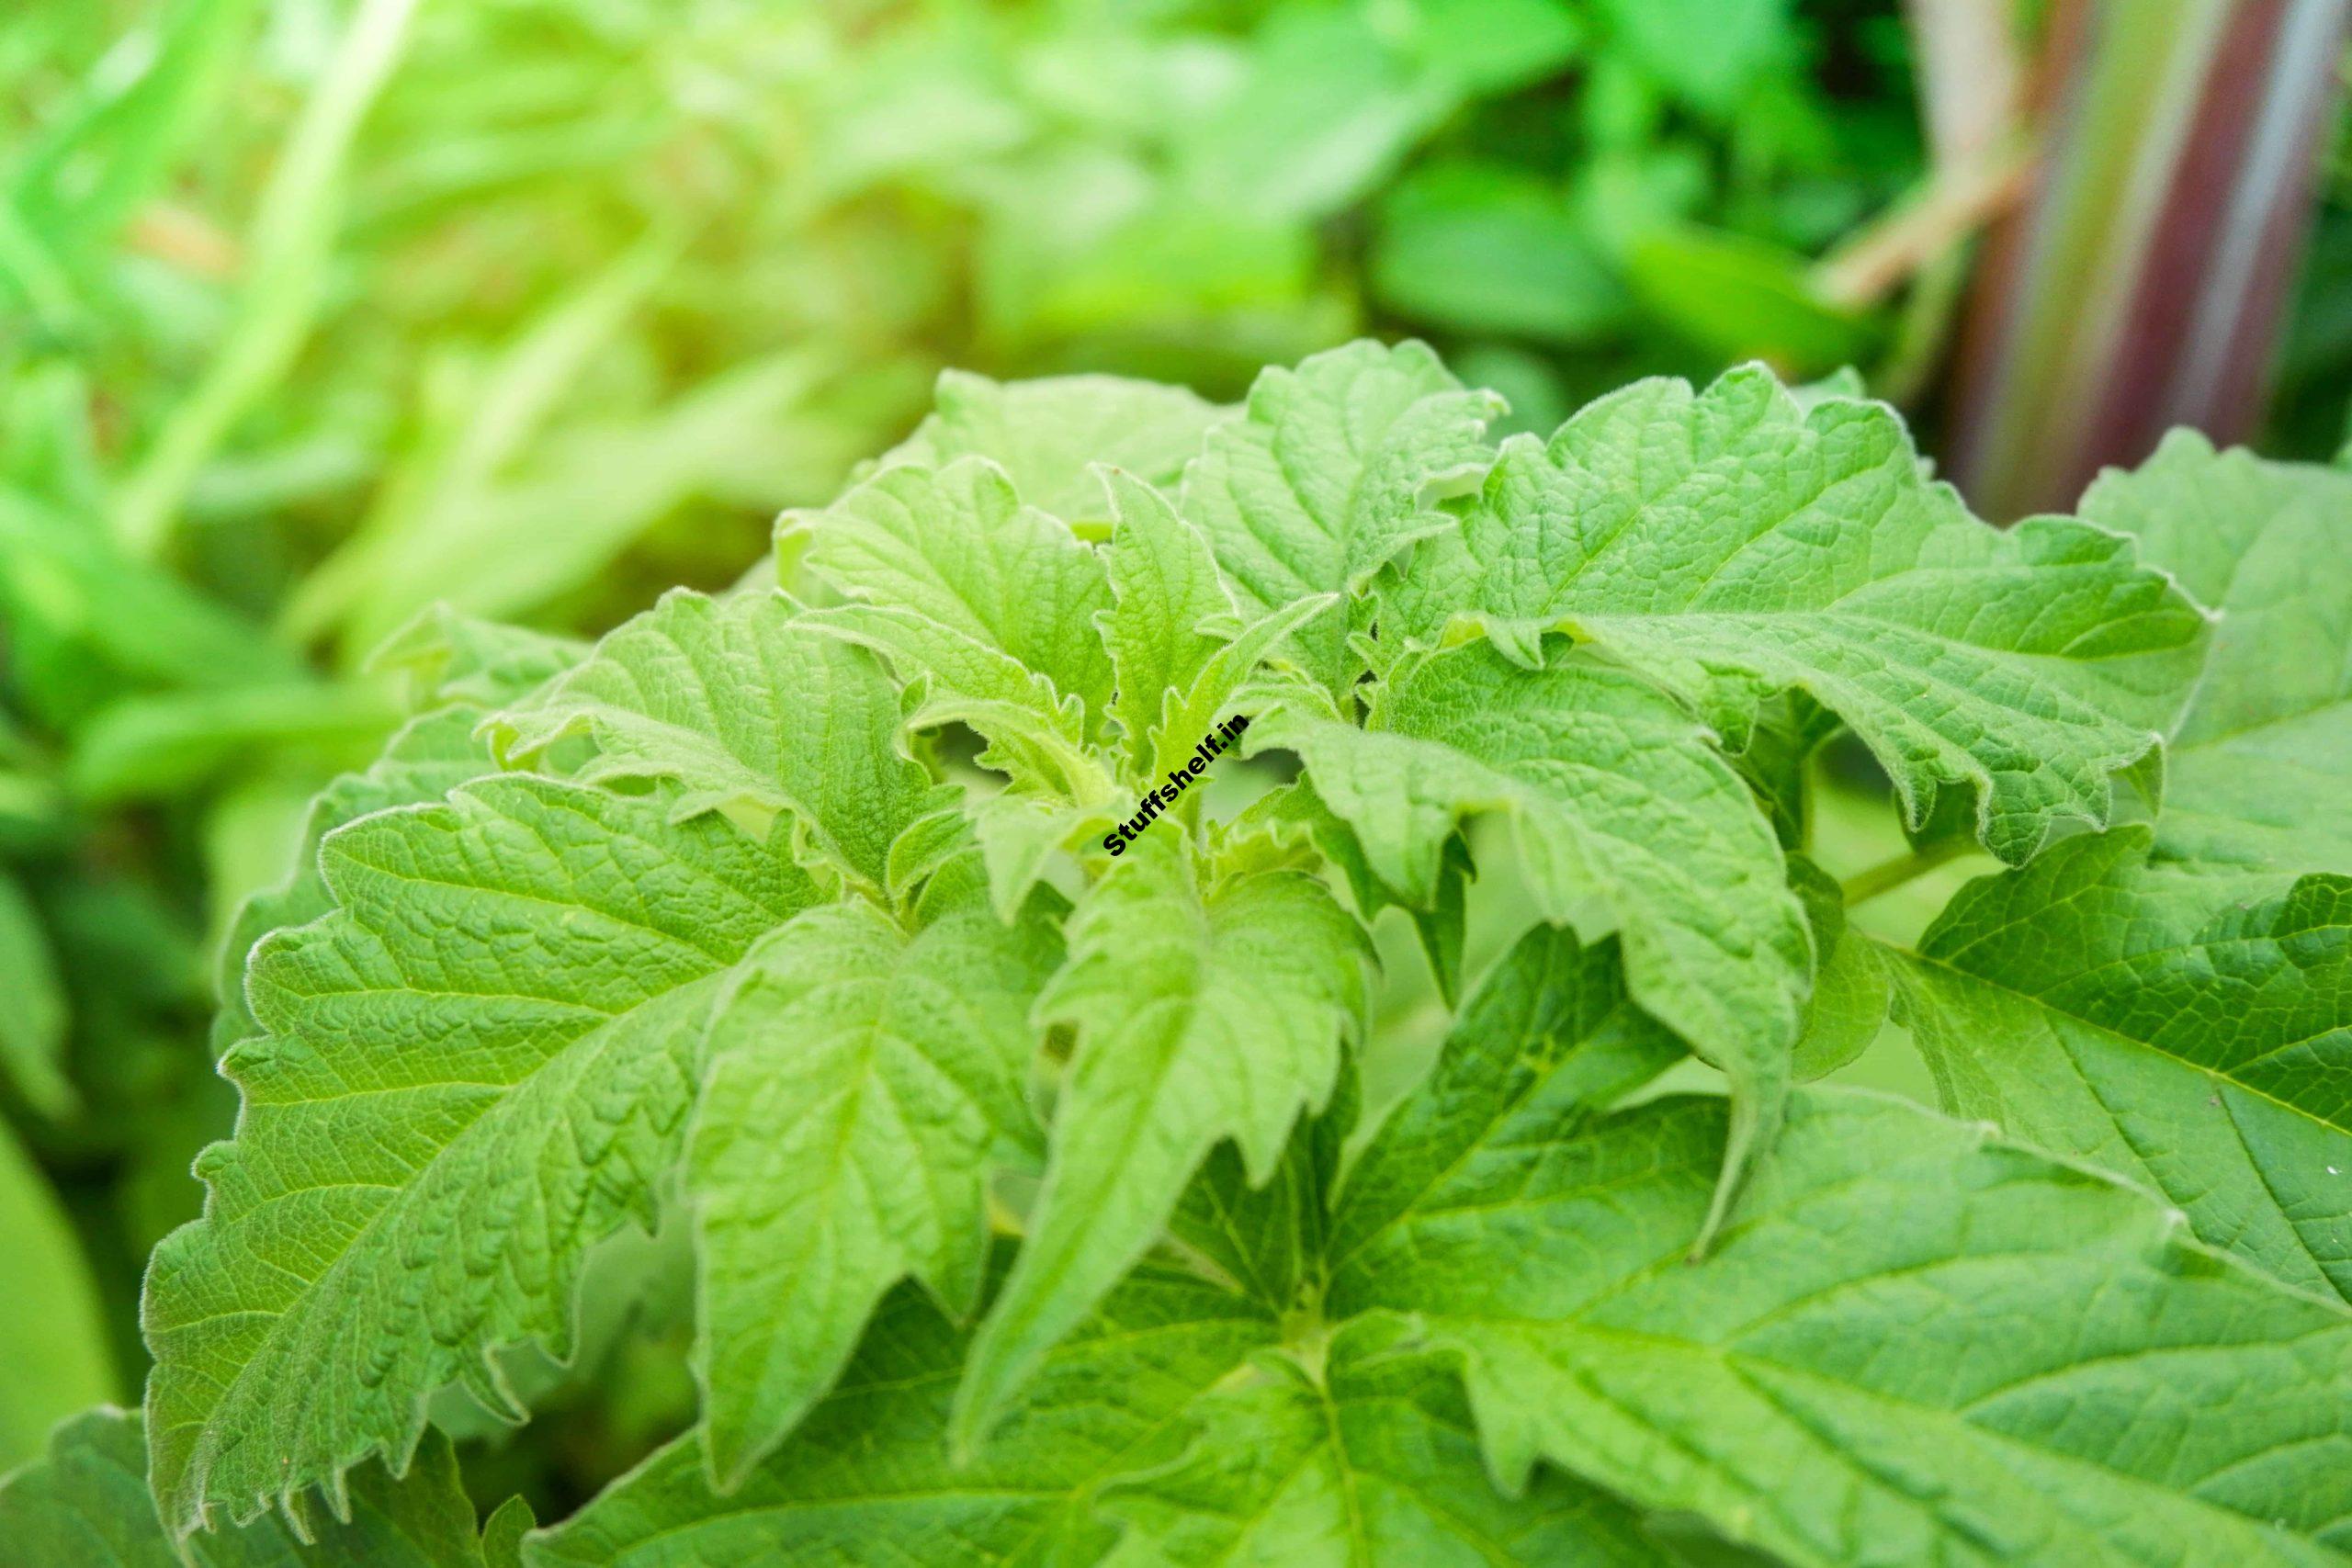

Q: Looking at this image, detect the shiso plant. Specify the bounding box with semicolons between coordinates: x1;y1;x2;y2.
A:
6;340;2351;1566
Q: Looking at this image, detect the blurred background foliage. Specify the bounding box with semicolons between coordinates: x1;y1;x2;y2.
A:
1;0;2345;1521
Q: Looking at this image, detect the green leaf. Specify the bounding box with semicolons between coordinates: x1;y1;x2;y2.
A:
480;1497;536;1568
211;704;508;1054
1327;924;1684;1274
0;1120;114;1469
1594;0;1792;113
970;791;1114;921
0;1407;485;1566
143;776;821;1535
1727;692;1840;850
1371;162;1624;345
1422;367;2210;864
1893;826;2352;1303
806;599;1099;798
528;1261;1280;1568
485;591;938;889
1180;340;1502;700
1161;1122;1340;1324
1337;1087;2352;1566
1622;227;1880;374
1142;594;1337;785
954;832;1372;1448
1785;854;1891;1081
1169;7;1447;224
0;478;299;727
689;897;1061;1484
881;371;1227;527
2079;432;2352;875
1259;640;1810;1229
1099;469;1242;773
1225;774;1468;1003
1097;1316;1669;1567
366;607;588;712
0;871;71;1115
788;458;1118;737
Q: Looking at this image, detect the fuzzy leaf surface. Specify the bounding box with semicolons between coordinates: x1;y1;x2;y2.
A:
144;778;820;1534
1422;368;2209;863
2080;432;2352;875
216;612;583;1053
213;706;504;1052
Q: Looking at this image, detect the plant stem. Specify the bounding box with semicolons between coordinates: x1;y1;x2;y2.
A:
1841;840;1966;906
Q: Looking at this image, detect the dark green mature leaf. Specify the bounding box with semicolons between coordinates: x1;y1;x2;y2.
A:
1180;340;1501;701
144;778;821;1535
1405;368;2210;864
1261;640;1810;1225
1893;827;2352;1303
690;896;1063;1484
1336;1088;2352;1567
1326;925;1684;1276
954;832;1373;1449
0;1407;483;1567
2080;432;2352;875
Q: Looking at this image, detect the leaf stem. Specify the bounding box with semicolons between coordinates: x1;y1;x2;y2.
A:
1840;840;1966;906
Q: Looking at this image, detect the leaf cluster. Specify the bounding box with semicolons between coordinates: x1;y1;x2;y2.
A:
0;4;1917;1472
22;340;2346;1565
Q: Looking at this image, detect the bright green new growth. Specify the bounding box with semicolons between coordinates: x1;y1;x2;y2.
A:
127;341;2351;1566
